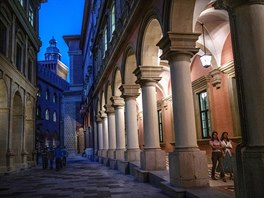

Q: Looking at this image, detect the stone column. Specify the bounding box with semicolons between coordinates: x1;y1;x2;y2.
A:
215;1;264;197
96;115;103;157
111;96;126;160
157;33;208;187
134;66;166;170
120;84;140;161
105;104;116;159
100;110;108;157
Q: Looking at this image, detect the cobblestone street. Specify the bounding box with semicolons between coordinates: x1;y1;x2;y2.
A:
0;156;169;198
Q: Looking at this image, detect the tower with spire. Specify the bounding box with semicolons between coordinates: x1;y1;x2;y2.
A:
38;37;68;80
45;36;62;61
36;37;69;149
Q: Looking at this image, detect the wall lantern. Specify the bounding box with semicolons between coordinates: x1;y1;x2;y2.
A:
200;23;212;68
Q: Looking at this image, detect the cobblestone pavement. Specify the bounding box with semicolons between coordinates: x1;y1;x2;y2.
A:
0;156;169;198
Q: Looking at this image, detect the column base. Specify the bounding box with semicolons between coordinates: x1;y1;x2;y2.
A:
125;148;140;161
117;160;129;174
98;150;103;157
169;148;208;188
115;149;125;160
140;148;166;170
236;145;264;198
107;149;115;159
6;150;15;171
102;149;108;157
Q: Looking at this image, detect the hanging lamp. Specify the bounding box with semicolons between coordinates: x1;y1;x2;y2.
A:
200;23;212;68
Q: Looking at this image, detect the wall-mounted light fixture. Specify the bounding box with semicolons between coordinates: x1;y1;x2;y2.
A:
200;23;212;68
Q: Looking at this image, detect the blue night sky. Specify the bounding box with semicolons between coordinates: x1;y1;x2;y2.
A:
38;0;85;81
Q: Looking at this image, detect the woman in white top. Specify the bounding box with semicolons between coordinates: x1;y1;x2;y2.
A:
209;131;226;181
220;132;234;180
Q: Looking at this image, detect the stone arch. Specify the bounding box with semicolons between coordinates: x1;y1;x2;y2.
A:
137;9;163;66
169;0;196;32
100;91;105;111
105;81;112;105
141;18;163;66
221;33;233;65
96;97;100;115
121;46;137;84
113;67;122;97
0;79;8;167
12;91;23;164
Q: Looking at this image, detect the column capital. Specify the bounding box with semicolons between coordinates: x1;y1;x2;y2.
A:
111;96;125;108
119;84;140;99
157;32;200;62
99;110;107;118
104;104;115;114
133;65;162;85
214;0;264;10
96;114;102;122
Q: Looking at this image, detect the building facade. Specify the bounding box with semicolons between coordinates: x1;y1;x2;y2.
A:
36;37;69;149
80;0;264;197
62;35;84;155
0;0;46;174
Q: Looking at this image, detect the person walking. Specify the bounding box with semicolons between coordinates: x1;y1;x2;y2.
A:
48;146;55;170
41;146;48;170
209;131;226;182
220;132;234;180
54;145;62;171
61;146;68;167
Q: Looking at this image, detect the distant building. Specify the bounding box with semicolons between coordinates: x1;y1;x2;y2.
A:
0;0;46;174
36;37;69;149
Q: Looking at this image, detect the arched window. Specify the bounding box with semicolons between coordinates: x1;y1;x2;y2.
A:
36;106;41;118
53;93;57;103
103;26;107;57
45;89;49;100
110;3;115;39
45;109;49;120
53;111;57;122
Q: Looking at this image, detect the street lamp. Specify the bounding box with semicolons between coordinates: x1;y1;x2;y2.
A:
200;23;212;68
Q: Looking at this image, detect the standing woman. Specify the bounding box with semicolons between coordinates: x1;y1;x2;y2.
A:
221;132;234;180
209;131;226;182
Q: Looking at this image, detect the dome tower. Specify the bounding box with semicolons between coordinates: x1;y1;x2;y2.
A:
44;36;62;61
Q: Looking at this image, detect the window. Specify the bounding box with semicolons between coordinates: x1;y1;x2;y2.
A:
53;94;57;103
157;109;164;143
16;43;22;71
45;109;49;120
28;4;34;26
110;4;115;39
0;20;7;55
198;91;211;138
18;0;24;7
103;27;107;57
36;107;41;118
53;112;57;122
45;89;49;100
